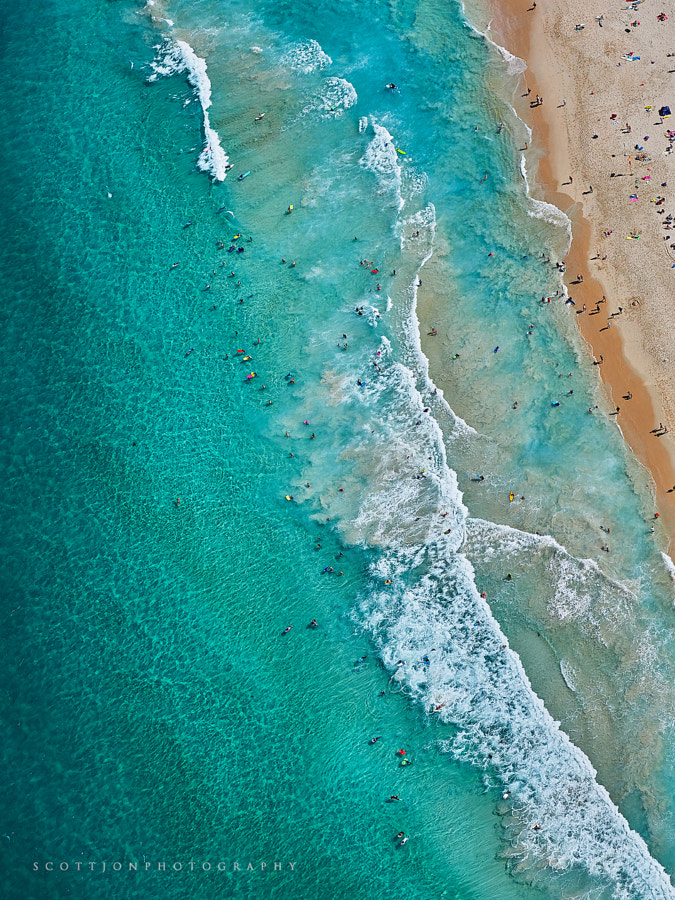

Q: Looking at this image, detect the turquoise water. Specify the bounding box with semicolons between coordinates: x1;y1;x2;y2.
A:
3;0;675;898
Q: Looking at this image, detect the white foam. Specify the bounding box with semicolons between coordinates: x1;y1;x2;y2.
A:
353;100;671;891
559;659;577;692
358;116;368;134
662;552;675;585
281;39;332;73
520;154;573;244
319;77;357;117
148;40;229;182
396;204;477;439
493;41;527;77
348;424;673;894
327;320;673;888
460;11;573;255
359;547;675;896
360;122;403;210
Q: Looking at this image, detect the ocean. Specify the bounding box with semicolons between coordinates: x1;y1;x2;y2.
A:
3;0;675;897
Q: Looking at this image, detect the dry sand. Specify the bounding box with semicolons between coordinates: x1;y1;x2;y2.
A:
486;0;675;549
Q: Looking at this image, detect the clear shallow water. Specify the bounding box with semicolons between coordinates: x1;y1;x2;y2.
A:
3;0;675;898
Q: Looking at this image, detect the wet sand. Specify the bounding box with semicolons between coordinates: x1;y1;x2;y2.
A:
486;0;675;551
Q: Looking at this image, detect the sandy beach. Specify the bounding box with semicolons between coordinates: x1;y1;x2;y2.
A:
487;0;675;549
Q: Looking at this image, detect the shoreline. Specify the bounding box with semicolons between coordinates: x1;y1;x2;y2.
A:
486;0;675;553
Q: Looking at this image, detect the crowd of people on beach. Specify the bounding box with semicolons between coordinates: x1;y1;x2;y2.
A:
521;0;675;526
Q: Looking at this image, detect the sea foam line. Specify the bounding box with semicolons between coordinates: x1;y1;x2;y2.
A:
352;108;674;892
459;7;574;250
341;347;673;893
148;40;229;181
360;540;675;897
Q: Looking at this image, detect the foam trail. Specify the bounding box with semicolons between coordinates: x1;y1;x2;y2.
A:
662;552;675;586
396;204;476;440
281;39;332;73
361;544;675;897
491;37;527;76
520;153;573;243
342;172;674;892
148;40;229;181
458;5;573;250
319;76;357;117
360;122;404;211
295;76;358;123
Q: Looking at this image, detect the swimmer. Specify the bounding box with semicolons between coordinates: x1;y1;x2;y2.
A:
282;625;292;635
396;832;404;839
309;619;318;628
369;736;382;744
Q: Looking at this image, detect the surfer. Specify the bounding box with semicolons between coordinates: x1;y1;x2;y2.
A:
386;83;398;90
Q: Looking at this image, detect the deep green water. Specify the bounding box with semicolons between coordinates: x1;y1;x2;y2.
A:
2;0;675;898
